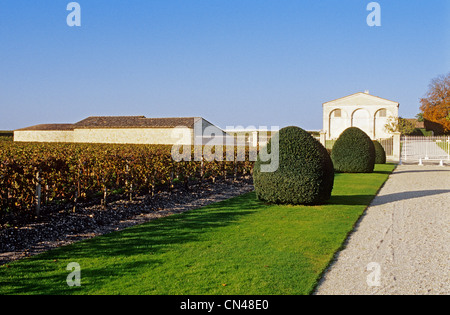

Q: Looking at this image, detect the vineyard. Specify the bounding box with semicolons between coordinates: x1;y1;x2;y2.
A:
0;142;255;224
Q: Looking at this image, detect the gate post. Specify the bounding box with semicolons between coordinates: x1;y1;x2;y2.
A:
320;131;327;148
392;132;401;163
448;137;450;161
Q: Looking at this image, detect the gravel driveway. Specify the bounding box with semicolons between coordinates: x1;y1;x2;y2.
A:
315;165;450;295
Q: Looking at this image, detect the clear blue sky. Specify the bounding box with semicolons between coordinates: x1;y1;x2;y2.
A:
0;0;449;131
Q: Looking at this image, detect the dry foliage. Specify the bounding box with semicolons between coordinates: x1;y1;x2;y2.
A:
420;73;450;132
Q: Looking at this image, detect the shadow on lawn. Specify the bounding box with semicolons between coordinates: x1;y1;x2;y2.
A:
71;195;262;258
372;170;395;175
0;193;263;294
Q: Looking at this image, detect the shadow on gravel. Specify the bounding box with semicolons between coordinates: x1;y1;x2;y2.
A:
330;190;450;206
393;169;450;175
370;190;450;205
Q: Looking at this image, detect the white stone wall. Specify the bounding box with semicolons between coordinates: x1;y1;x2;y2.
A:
323;92;399;140
14;130;74;143
13;128;195;145
73;128;194;145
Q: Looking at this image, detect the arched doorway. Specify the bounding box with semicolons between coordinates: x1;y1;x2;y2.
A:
329;108;347;139
374;108;388;139
351;109;372;137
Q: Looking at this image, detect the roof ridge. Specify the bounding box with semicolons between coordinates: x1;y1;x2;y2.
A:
17;117;207;131
323;92;398;105
15;123;75;131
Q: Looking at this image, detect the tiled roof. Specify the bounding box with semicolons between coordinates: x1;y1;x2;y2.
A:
74;116;200;129
16;117;202;131
16;124;75;131
405;119;425;129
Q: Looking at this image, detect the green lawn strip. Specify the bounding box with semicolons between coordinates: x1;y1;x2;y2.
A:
0;164;396;295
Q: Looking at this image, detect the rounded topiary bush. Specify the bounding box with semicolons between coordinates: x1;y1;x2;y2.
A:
331;127;375;173
373;140;386;164
253;126;334;205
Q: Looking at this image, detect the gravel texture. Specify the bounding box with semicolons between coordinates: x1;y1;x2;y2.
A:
315;165;450;295
0;177;254;265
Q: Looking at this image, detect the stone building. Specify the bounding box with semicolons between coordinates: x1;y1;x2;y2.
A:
14;116;225;145
322;91;399;140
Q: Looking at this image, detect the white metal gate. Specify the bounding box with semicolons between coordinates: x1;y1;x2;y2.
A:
401;136;450;163
378;137;394;158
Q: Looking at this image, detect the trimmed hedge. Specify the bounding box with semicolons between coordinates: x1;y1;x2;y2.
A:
373;140;386;164
253;126;334;205
331;127;375;173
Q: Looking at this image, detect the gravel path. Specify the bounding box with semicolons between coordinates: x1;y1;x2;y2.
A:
315;165;450;295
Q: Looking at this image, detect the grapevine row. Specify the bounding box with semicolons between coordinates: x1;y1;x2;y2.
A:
0;142;255;221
